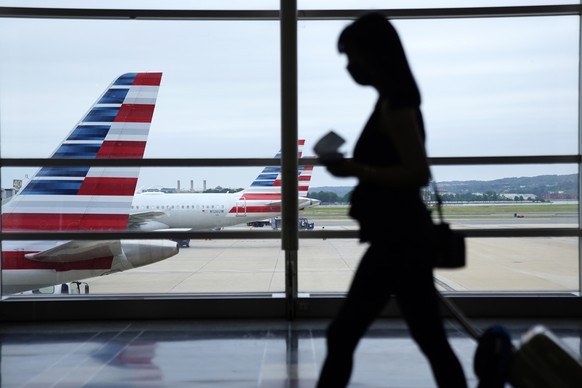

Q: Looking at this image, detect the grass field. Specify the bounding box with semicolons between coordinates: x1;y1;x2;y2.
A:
302;203;578;219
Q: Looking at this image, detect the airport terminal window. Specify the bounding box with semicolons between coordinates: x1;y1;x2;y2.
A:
0;5;581;309
298;16;579;158
1;165;292;295
0;19;280;160
298;166;579;294
297;16;580;295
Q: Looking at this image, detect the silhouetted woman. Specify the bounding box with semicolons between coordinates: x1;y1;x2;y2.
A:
317;13;467;388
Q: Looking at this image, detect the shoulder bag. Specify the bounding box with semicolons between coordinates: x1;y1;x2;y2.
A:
432;182;466;269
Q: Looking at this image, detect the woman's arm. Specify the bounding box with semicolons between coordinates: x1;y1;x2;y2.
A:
325;103;430;188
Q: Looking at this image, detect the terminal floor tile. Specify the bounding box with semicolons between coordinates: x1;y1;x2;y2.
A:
1;318;581;387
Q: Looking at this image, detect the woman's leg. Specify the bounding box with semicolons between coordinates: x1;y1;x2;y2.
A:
317;245;392;388
396;272;467;388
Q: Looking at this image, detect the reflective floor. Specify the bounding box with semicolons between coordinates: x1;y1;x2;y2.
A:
1;318;581;387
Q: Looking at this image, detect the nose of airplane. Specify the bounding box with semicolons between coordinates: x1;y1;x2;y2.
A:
310;198;321;207
121;240;179;268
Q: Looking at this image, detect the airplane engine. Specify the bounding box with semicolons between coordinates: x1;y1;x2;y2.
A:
129;221;171;231
115;240;179;271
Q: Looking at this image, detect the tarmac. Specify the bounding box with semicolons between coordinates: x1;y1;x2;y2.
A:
84;218;579;295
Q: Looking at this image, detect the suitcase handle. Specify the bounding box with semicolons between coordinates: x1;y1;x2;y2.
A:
437;292;481;340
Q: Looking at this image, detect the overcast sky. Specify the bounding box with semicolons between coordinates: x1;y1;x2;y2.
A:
1;5;579;191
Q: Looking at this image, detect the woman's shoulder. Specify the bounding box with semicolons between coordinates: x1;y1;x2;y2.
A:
379;100;419;127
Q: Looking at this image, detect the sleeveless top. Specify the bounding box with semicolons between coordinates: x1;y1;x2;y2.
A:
349;99;431;242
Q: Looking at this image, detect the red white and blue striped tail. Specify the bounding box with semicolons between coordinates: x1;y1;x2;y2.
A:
2;72;162;232
298;161;314;198
239;139;313;202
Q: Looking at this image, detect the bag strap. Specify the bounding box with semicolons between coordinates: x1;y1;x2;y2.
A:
432;181;445;224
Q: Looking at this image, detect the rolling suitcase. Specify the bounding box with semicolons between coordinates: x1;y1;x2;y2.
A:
509;325;582;388
437;293;582;388
437;293;513;388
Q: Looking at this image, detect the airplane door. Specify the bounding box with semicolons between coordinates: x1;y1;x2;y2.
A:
235;197;247;217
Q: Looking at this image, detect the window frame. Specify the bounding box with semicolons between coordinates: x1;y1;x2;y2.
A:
0;4;581;320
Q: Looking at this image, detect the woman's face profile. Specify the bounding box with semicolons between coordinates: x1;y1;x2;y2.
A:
344;46;374;86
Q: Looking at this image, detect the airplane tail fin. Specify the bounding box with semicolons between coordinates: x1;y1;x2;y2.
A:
298;160;314;198
242;140;307;199
2;72;162;232
238;139;315;202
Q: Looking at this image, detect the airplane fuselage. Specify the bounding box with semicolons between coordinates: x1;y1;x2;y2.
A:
2;239;178;294
130;191;286;230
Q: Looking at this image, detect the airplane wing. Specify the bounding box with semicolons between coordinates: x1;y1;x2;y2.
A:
129;210;168;224
258;198;318;207
128;212;191;232
262;199;318;208
25;240;123;263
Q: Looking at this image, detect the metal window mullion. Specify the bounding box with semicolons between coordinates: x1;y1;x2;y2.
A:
0;5;579;20
2;154;579;168
0;158;282;168
428;155;581;166
579;12;582;297
2;228;579;242
0;103;2;300
281;0;298;321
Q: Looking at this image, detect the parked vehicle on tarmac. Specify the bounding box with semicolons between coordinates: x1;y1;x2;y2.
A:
173;239;191;248
247;220;271;227
270;217;314;230
22;281;90;295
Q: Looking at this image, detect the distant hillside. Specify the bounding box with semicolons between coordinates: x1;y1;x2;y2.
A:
436;174;577;198
309;186;354;197
310;174;578;199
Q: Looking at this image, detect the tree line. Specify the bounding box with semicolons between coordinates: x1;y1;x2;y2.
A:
204;186;244;193
308;189;544;205
308;190;353;204
432;191;541;202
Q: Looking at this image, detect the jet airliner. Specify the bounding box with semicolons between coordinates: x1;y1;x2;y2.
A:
128;141;320;232
1;72;179;295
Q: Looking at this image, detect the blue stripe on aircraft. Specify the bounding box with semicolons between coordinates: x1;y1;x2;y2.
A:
113;73;137;85
98;88;129;104
256;173;279;180
83;107;120;122
21;180;82;195
36;167;90;177
53;144;101;159
68;125;110;141
262;167;280;173
251;181;276;187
